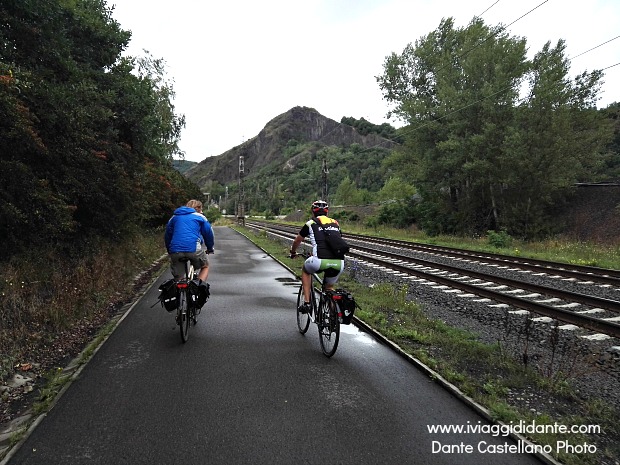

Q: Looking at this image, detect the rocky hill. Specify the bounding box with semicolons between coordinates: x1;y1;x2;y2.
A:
185;106;396;188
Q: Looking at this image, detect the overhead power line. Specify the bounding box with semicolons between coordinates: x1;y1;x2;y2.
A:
501;0;549;30
476;0;500;19
602;62;619;71
570;35;620;60
395;3;618;135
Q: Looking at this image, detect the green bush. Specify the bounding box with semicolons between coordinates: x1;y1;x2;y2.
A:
204;206;222;223
332;210;359;222
376;200;416;228
487;229;513;248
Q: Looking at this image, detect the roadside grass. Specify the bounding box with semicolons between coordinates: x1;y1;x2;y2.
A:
0;228;167;386
427;235;620;270
32;367;69;416
235;224;620;465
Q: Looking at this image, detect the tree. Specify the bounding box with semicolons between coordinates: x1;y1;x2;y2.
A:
498;41;612;236
377;177;416;202
134;52;186;162
376;200;417;228
598;103;620;180
0;0;194;260
377;17;612;238
341;116;403;143
334;176;364;206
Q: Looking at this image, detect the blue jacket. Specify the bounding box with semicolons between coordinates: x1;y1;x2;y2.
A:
164;207;215;253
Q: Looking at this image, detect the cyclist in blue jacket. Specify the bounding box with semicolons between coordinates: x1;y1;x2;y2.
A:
164;199;215;283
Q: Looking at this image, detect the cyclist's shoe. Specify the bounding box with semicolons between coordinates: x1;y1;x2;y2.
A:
298;302;311;314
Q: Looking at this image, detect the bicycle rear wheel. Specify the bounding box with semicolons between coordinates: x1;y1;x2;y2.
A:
296;285;310;334
318;296;340;357
178;290;190;343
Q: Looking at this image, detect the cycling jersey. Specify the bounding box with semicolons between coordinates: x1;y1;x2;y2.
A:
299;215;342;260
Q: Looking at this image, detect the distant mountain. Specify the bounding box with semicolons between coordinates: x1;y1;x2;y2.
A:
185;106;396;188
172;159;197;174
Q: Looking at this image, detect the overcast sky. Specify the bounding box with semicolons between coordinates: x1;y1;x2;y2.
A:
109;0;620;162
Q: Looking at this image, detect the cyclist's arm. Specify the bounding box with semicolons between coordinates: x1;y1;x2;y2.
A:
164;217;175;252
200;221;215;253
290;221;312;256
290;234;305;256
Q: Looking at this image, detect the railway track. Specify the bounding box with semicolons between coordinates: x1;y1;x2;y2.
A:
245;220;620;340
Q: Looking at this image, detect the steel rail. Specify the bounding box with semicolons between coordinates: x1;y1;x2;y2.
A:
346;234;620;285
350;249;620;339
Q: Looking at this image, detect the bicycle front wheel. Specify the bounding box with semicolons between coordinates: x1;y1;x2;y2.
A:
296;285;310;334
178;290;190;343
318;296;340;357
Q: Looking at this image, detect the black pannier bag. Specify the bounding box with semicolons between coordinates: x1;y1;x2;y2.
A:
332;289;357;324
189;281;210;309
158;279;178;312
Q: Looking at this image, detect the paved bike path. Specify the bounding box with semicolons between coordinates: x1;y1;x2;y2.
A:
6;227;544;465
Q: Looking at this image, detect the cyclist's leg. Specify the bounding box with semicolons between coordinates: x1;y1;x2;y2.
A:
188;250;210;310
189;249;209;282
300;269;312;303
302;256;321;304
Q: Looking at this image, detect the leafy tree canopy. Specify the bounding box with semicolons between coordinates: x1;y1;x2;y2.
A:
0;0;198;261
377;177;416;202
377;17;614;239
341;116;404;143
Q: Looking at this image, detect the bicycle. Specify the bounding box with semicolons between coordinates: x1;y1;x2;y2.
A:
175;259;200;343
292;252;342;357
156;258;210;343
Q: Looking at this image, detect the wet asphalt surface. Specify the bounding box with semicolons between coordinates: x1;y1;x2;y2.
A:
5;227;544;465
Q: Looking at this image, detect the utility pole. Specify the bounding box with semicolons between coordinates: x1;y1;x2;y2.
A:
237;156;245;226
321;158;329;201
224;186;228;215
